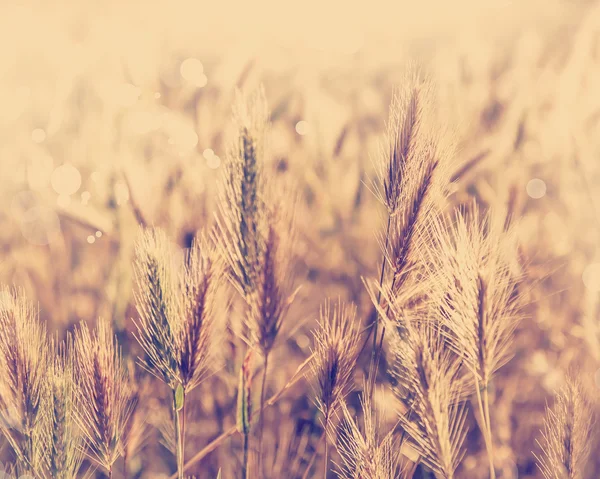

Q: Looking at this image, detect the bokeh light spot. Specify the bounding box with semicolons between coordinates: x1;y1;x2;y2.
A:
295;120;309;135
526;178;546;199
51;164;81;195
180;58;207;87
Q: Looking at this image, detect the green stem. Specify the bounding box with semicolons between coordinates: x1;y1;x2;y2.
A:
182;397;187;476
242;431;249;479
257;353;269;476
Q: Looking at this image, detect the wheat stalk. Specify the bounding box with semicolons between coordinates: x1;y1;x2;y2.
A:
368;68;452;401
308;299;362;478
389;316;467;479
333;385;398;479
0;287;50;477
133;228;219;478
44;337;83;479
534;375;595;479
215;87;298;477
424;205;522;478
215;87;269;299
74;317;137;478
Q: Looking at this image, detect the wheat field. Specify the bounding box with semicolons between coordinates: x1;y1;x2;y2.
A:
0;1;600;478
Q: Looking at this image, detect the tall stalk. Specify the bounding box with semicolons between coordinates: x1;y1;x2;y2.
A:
368;215;392;401
242;431;249;479
257;353;269;476
323;440;329;479
475;378;495;479
322;412;330;479
237;350;252;479
173;387;185;479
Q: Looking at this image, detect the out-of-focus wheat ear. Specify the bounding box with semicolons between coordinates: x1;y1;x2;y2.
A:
134;227;220;479
176;233;221;478
370;68;422;215
215;87;269;298
368;69;454;404
132;227;180;388
45;335;84;479
0;286;50;476
309;300;362;427
388;322;467;479
371;69;452;287
308;299;362;478
332;385;398;479
534;375;595;479
240;179;298;477
74;317;137;477
246;196;298;357
179;233;220;393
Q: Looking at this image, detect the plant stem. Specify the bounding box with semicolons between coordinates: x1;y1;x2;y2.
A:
182;397;187;476
171;353;314;479
368;214;391;400
323;439;328;479
370;270;399;403
173;388;184;479
322;411;330;479
257;353;269;476
483;385;495;479
475;377;495;479
371;215;391;355
242;431;249;479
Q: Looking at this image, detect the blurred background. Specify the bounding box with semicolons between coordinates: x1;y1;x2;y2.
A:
1;0;600;477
